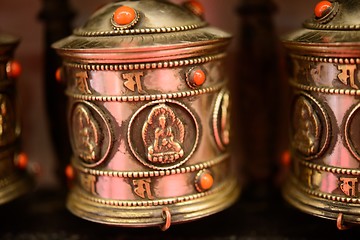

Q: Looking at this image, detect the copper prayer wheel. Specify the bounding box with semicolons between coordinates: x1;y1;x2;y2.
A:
0;33;32;205
53;0;239;229
283;0;360;227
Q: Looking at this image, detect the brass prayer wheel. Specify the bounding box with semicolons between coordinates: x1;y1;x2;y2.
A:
0;33;32;205
53;0;239;229
283;0;360;227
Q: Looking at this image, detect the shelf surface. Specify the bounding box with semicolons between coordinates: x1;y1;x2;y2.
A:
1;186;360;240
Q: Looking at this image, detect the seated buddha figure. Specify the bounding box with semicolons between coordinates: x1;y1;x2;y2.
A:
73;105;99;163
143;104;184;164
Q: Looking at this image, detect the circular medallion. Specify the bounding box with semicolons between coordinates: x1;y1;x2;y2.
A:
344;103;360;161
291;93;330;160
128;99;199;170
70;102;112;167
213;89;231;151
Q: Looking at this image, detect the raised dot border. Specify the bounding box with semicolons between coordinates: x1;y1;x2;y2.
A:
66;84;224;102
298;158;360;176
72;153;229;178
290;81;360;96
74;23;207;37
64;54;225;71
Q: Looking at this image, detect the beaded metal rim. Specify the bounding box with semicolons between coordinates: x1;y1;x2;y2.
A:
66;84;224;103
74;22;207;37
291;55;360;64
298;158;360;176
290;81;360;96
72;153;229;178
64;54;225;71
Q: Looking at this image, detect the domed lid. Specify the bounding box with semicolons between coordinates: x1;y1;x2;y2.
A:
53;0;231;63
283;0;360;56
0;33;19;59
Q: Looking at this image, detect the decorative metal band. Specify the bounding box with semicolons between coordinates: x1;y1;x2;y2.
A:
290;81;360;96
76;180;229;207
294;177;360;204
74;22;208;37
64;54;225;71
298;159;360;176
290;55;360;64
73;153;229;178
66;84;224;102
303;24;360;30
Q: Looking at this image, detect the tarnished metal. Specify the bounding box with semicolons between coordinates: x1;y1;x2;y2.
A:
53;0;239;228
283;0;360;227
0;33;32;205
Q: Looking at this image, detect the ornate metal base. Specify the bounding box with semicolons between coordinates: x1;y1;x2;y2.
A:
0;174;33;205
67;178;239;228
283;176;360;225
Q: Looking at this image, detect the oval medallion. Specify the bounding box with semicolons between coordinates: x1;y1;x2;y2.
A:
70;102;112;167
213;89;231;151
291;93;330;160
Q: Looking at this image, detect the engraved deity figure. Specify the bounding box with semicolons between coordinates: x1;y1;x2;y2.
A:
143;104;184;164
292;97;321;157
73;105;99;163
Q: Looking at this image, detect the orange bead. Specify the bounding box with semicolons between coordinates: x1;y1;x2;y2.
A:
113;6;137;25
314;1;332;18
193;69;206;86
199;172;214;191
7;60;22;79
55;67;62;83
187;0;204;16
281;150;291;167
65;164;75;180
17;153;28;169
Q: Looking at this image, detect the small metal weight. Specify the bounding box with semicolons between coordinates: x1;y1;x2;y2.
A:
283;0;360;228
0;33;32;205
53;0;239;229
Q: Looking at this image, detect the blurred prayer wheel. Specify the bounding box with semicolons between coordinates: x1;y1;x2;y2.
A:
53;0;239;229
0;33;32;205
283;0;360;228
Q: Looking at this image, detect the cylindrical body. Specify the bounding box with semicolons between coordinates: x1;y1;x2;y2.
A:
0;34;32;205
53;0;239;228
283;0;360;224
